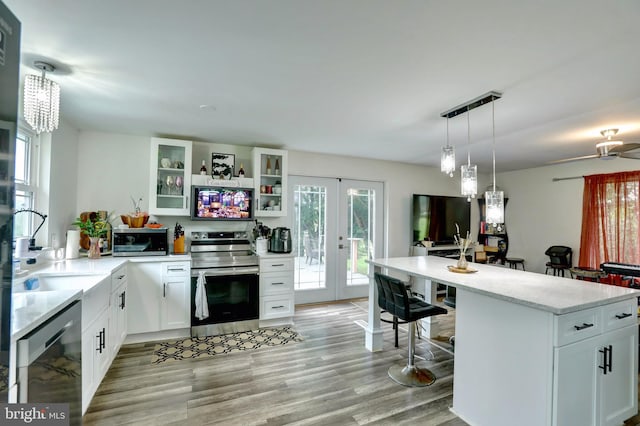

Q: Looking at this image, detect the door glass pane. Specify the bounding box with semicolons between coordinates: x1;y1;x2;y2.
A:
293;185;326;290
156;144;186;209
346;187;375;286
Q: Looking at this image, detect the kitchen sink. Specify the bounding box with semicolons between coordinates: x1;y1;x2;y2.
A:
14;273;109;293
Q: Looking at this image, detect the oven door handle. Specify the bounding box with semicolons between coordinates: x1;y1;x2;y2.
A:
191;266;259;277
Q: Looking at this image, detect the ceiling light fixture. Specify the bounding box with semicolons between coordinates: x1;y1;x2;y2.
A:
440;118;455;177
23;61;60;134
596;128;624;156
441;91;502;202
485;99;504;225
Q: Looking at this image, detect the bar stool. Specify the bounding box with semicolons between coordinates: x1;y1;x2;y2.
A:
378;281;411;348
506;257;525;270
375;272;448;387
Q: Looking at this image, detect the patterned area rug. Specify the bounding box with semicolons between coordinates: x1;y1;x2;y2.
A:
151;326;303;364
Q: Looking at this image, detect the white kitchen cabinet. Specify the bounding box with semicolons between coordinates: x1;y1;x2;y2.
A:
449;285;638;426
127;262;163;334
259;255;294;324
76;274;112;415
149;137;193;216
161;261;191;330
253;147;287;217
127;261;190;336
109;265;128;361
554;324;637;426
82;306;109;414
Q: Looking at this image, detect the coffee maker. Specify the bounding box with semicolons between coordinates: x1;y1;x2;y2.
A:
269;227;292;253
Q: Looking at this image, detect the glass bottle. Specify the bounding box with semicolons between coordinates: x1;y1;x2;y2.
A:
98;210;111;251
200;160;207;175
266;156;272;175
274;158;280;175
238;163;245;178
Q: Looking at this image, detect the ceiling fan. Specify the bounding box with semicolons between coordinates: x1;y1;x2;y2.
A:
550;129;640;164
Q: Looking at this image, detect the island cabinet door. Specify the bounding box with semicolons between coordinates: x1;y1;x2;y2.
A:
553;334;599;426
553;324;638;426
599;325;637;426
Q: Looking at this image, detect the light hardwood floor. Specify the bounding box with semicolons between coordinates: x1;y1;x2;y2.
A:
84;300;464;425
84;300;640;426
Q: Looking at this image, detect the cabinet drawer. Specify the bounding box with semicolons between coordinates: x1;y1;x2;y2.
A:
260;295;295;320
555;306;602;346
602;299;637;332
111;265;127;293
164;262;190;277
260;273;294;297
260;257;293;273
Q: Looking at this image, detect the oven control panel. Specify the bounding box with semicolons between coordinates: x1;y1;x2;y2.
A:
191;231;249;241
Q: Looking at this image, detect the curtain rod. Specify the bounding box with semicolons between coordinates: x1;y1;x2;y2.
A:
552;176;584;182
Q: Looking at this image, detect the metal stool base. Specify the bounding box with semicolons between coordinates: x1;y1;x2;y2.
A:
388;363;436;387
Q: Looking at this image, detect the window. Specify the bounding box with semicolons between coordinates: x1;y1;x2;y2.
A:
579;171;640;269
13;129;37;239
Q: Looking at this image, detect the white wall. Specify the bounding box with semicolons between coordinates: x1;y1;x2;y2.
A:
497;158;639;274
36;119;79;249
63;130;640;274
72;131;487;253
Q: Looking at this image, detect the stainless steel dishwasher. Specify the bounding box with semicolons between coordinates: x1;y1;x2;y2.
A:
17;300;82;425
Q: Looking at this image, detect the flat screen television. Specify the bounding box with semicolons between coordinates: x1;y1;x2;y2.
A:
191;186;253;220
412;194;471;244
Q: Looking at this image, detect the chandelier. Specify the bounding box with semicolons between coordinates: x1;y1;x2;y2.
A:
24;61;60;134
485;100;504;225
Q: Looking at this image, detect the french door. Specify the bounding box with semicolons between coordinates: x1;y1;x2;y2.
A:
288;176;384;304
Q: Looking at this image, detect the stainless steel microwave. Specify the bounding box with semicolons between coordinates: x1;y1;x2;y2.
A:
112;228;169;257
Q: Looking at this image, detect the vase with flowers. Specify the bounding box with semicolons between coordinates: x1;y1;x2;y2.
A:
454;223;474;270
73;215;111;259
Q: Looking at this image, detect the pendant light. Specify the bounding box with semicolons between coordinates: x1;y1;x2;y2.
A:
23;61;60;134
440;118;455;177
441;91;502;202
484;100;504;225
460;107;477;201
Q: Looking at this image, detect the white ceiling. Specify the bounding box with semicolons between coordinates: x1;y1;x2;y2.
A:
6;0;640;172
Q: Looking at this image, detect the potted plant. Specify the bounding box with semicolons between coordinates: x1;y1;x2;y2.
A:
73;215;110;259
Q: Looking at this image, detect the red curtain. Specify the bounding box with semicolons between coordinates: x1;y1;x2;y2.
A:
579;170;640;269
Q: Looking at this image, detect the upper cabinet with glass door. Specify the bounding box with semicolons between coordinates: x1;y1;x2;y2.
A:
149;138;192;216
252;147;287;217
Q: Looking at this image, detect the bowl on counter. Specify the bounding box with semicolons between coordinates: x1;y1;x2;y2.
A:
120;214;149;228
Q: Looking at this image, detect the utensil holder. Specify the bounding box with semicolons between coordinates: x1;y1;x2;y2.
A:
174;236;185;254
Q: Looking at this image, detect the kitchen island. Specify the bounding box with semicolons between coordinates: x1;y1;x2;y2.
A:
366;255;639;426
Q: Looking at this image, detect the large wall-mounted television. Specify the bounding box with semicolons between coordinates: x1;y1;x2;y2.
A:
412;194;471;244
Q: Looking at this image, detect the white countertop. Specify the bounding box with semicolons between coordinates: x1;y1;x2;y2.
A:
11;254;193;339
369;255;639;315
11;290;82;341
